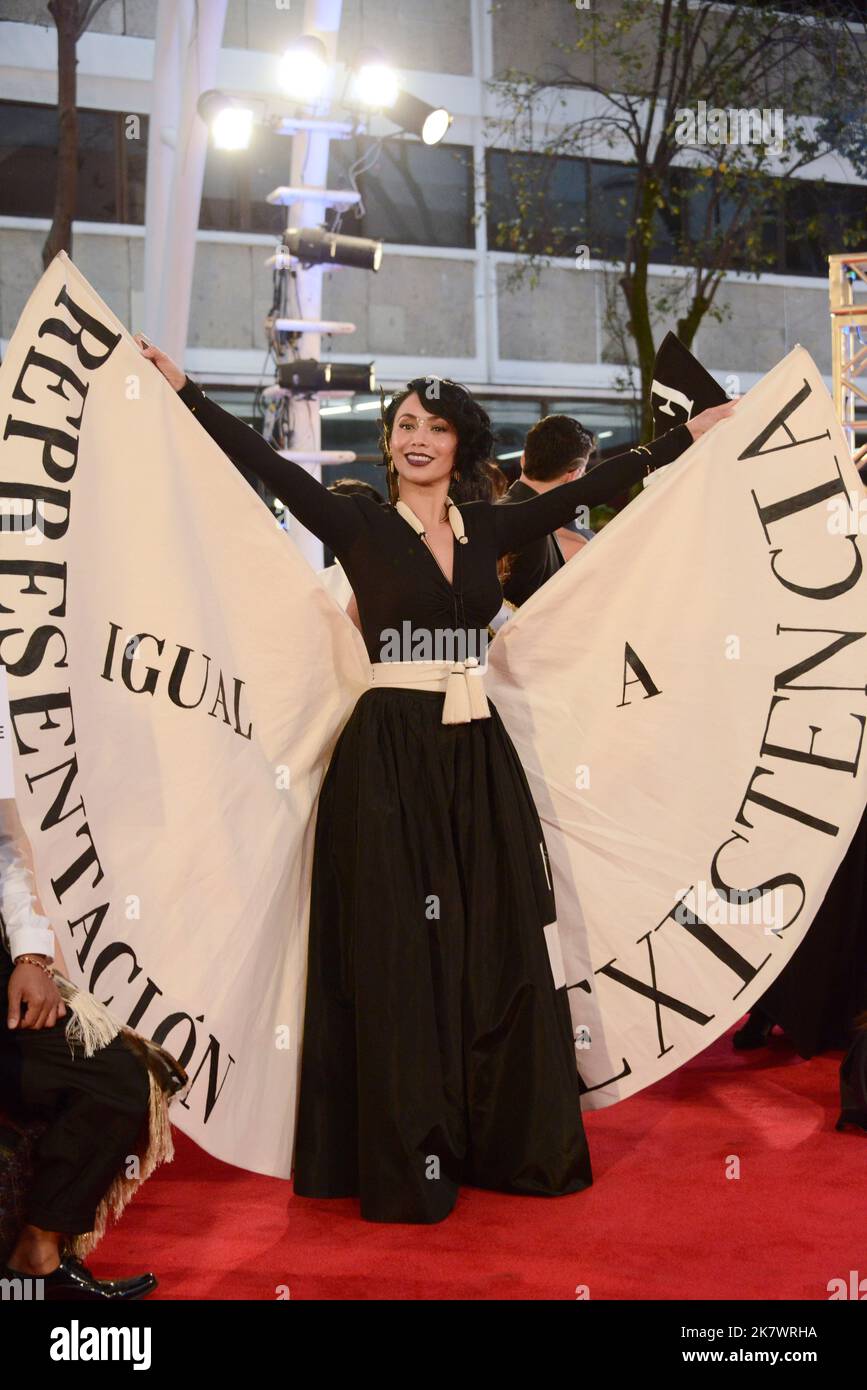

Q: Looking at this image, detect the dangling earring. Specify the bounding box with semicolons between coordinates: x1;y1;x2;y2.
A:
453;469;461;481
386;450;399;505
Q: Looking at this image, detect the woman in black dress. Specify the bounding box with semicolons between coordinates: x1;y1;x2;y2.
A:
136;338;729;1223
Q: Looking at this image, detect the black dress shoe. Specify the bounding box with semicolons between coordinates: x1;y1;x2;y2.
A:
2;1257;157;1300
733;1008;775;1051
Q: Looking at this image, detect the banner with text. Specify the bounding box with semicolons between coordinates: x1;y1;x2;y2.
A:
0;251;370;1176
488;345;867;1107
2;254;865;1173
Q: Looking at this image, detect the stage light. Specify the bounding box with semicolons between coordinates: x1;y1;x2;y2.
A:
386;90;452;146
212;106;254;151
197;90;254;150
328;363;376;392
277;360;330;394
276;359;375;395
352;47;400;109
279;35;328;103
283;226;383;272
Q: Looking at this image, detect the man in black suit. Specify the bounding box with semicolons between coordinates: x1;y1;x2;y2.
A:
499;415;596;607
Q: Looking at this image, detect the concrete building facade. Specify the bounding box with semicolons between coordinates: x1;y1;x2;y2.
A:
0;0;861;472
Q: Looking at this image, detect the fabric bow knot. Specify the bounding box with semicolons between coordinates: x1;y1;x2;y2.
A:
441;657;490;725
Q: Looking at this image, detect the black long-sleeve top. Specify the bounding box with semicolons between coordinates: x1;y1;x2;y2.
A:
499;476;570;607
177;375;692;663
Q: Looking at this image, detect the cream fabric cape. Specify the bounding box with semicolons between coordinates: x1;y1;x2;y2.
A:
1;252;865;1177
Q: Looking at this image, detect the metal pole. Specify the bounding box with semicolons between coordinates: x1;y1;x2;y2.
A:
282;0;344;570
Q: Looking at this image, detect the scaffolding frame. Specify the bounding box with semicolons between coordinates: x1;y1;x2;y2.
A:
829;252;867;467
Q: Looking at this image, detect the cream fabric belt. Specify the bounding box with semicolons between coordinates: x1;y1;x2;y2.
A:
369;659;491;725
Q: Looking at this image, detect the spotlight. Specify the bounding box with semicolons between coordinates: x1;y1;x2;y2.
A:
197;90;254;150
279;34;328;104
386;90;452;146
327;363;376;392
283;226;383;272
277;359;331;394
352;47;400;109
276;360;376;395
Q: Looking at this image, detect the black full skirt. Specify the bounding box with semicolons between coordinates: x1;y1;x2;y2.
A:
292;686;592;1223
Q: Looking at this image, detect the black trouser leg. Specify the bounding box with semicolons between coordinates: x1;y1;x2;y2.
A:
0;947;150;1236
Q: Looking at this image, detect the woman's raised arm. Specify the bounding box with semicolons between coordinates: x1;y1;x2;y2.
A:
135;337;358;553
491;403;735;558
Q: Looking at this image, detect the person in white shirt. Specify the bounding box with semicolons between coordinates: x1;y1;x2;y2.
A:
0;796;177;1300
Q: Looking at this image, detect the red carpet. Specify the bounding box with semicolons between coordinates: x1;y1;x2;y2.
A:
90;1026;867;1300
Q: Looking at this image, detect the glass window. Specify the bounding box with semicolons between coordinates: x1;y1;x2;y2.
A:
588;160;637;261
684;171;746;256
77;109;119;221
486;149;865;279
486;152;680;264
681;168;782;273
120;112;149;223
783;181;825;275
202;130;476;243
246;126;297;235
784;180;867;274
200;125;291;235
0;102;58;218
651;171;687;265
0;100;125;222
489;153;691;266
0;99;150;222
727;180;782;274
327;136;475;248
199;146;244;232
486;149;590;257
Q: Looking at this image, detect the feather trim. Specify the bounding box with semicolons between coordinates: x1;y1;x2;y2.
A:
67;1062;177;1260
45;974;188;1259
55;974;122;1056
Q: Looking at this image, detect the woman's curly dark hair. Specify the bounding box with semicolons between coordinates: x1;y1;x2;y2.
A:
378;376;495;504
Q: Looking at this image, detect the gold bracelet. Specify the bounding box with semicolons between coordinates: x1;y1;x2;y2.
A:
633;443;653;475
14;954;55;978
